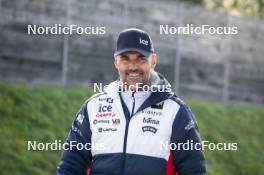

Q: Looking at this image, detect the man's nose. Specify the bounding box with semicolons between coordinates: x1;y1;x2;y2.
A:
128;61;138;71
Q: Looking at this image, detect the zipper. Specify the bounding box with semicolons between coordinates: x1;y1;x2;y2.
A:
131;92;135;117
121;91;135;175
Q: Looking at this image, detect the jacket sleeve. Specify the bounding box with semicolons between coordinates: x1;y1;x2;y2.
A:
171;102;206;175
57;101;92;175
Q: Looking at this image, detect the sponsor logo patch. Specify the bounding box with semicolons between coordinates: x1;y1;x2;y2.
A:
142;109;162;116
93;119;110;125
96;104;115;117
151;102;164;109
72;126;82;136
98;97;113;103
112;119;120;126
76;113;84;125
185;120;195;130
142;126;158;134
106;98;113;103
139;37;148;46
98;104;112;113
96;112;116;118
143;117;159;125
98;127;117;133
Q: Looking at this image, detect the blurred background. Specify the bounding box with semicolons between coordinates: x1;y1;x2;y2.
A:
0;0;263;175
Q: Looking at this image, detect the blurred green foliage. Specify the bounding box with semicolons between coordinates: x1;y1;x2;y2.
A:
0;82;263;175
174;0;264;19
188;99;264;175
0;82;93;175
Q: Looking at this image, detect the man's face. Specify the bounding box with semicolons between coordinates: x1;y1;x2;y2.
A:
114;51;157;90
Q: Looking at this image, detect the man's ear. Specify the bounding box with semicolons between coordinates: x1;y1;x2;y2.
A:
114;57;118;69
151;53;157;69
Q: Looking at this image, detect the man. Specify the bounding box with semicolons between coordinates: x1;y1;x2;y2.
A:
57;28;206;175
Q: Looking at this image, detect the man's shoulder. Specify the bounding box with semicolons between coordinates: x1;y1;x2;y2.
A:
167;94;187;108
85;92;106;103
85;91;115;105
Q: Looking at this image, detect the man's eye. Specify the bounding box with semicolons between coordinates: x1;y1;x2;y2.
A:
139;57;147;61
120;56;128;61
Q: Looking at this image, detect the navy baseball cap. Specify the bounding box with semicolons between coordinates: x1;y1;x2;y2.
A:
114;28;154;57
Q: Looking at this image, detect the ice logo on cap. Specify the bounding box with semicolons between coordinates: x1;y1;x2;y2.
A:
139;37;148;46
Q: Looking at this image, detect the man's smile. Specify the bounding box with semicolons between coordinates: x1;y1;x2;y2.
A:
126;71;144;82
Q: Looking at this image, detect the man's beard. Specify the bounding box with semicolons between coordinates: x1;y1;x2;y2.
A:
121;70;149;91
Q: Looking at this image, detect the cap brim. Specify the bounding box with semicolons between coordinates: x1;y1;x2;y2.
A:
114;48;151;57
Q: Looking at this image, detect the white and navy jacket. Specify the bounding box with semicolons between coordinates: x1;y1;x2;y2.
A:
57;73;206;175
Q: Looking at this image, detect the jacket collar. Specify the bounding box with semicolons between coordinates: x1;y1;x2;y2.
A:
104;71;174;111
105;71;171;95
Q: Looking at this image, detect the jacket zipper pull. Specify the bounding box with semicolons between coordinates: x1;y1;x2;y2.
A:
131;92;135;117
